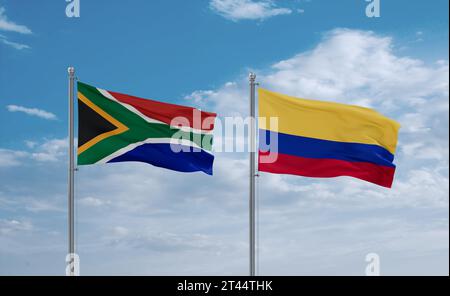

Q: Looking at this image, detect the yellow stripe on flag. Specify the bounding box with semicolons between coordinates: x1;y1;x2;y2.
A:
258;88;400;154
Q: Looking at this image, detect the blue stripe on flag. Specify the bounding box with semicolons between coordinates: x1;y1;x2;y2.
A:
259;129;395;168
108;143;214;175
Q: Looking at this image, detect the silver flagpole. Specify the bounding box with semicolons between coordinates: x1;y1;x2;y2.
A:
249;72;257;276
67;66;75;276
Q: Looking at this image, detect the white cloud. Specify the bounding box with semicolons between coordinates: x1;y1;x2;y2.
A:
401;141;449;161
0;7;32;34
0;219;32;235
0;138;68;167
0;149;28;167
107;228;225;253
415;31;424;42
210;0;291;21
0;35;30;50
184;81;247;117
30;138;68;162
112;226;129;237
399;113;430;133
79;196;109;207
6;105;57;120
25;198;65;213
0;6;32;50
261;29;448;109
24;140;37;149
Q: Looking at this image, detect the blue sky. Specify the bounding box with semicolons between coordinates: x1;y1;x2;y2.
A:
0;0;449;275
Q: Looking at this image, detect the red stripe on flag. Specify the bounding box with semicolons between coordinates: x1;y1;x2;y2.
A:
108;90;216;131
258;151;395;188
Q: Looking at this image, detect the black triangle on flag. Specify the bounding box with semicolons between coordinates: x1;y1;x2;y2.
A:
77;99;117;147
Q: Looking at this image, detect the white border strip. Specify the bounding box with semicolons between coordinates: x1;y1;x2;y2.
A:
96;138;212;164
97;88;214;135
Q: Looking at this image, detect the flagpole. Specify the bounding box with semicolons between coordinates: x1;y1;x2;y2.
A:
249;72;257;276
67;66;75;276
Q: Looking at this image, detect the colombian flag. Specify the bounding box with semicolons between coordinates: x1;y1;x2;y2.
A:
258;89;400;188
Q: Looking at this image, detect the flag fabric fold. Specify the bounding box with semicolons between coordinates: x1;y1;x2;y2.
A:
258;88;400;188
77;82;216;175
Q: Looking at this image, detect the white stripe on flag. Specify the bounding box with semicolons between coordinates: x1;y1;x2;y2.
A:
97;88;214;136
95;137;212;164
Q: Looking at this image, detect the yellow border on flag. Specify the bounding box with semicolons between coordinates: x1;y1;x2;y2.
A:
77;92;129;155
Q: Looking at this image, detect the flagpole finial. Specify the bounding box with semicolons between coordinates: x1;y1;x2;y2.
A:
68;67;75;75
249;72;256;82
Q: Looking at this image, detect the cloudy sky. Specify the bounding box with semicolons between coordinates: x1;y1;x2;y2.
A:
0;0;448;275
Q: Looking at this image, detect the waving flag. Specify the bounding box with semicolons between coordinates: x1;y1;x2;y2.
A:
77;82;216;175
258;88;400;188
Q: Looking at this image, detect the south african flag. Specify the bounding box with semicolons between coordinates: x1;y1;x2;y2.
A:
77;82;217;175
